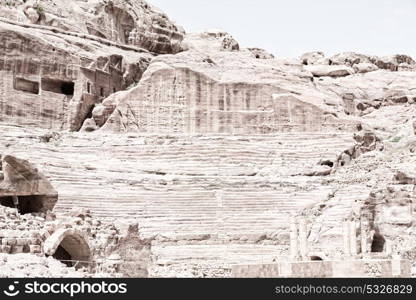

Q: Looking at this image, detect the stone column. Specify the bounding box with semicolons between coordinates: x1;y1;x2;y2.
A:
298;218;308;259
289;218;298;259
12;196;19;210
349;220;357;256
343;221;351;256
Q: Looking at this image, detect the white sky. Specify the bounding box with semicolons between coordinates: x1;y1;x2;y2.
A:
149;0;416;58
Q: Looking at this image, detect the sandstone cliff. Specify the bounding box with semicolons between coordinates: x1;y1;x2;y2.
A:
0;0;415;278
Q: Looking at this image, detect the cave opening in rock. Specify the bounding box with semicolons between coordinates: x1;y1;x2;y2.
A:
41;78;75;96
0;195;45;214
310;256;323;261
0;196;14;209
371;233;386;253
53;245;73;267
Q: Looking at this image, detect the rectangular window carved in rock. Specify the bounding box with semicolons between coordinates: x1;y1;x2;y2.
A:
14;78;39;94
41;78;74;96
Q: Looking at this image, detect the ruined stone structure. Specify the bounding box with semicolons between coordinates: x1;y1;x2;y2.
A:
104;75;353;134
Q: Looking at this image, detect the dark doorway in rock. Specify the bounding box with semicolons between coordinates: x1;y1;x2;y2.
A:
41;78;75;96
310;256;323;261
53;245;73;267
371;233;385;252
0;196;14;209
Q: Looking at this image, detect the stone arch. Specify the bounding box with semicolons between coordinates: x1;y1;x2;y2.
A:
44;229;91;269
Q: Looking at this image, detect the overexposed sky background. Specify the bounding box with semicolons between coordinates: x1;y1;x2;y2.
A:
149;0;416;58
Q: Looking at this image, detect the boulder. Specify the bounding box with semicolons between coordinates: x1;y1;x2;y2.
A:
300;51;327;65
221;34;240;51
369;55;415;72
69;208;91;220
384;89;413;104
304;165;332;176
